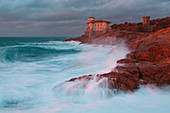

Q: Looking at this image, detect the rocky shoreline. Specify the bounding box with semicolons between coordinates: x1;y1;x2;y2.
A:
65;26;170;92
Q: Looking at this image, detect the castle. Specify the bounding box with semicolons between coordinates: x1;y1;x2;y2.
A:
85;17;111;37
84;16;150;38
143;16;150;27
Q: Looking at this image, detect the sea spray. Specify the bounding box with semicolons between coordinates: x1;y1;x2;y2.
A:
0;38;169;113
54;76;117;100
52;42;130;100
0;39;129;110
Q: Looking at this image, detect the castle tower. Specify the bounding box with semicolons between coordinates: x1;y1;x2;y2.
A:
87;17;95;37
88;17;95;22
143;16;150;27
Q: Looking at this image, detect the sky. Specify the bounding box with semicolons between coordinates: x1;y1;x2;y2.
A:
0;0;169;37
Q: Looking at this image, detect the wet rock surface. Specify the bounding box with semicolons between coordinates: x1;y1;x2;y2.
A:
67;27;170;92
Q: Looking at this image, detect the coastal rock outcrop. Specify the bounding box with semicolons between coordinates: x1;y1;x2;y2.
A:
64;30;151;46
67;27;170;92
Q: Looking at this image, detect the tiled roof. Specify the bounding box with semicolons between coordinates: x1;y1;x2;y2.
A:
88;20;111;24
89;17;95;18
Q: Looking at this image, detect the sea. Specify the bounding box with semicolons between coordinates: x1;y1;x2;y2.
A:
0;37;169;113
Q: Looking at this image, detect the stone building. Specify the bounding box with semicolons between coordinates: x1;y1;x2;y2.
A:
143;16;150;27
85;17;111;37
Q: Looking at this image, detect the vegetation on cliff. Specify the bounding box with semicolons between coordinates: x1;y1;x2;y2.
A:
111;17;170;32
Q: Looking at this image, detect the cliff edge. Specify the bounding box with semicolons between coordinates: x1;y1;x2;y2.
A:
68;27;170;92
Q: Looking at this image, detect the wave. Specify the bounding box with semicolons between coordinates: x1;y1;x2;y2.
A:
0;45;81;63
53;76;116;100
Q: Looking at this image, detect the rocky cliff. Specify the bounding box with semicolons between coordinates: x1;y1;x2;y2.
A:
67;27;170;92
64;29;152;46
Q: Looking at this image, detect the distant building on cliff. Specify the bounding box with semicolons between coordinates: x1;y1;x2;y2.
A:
143;16;150;27
85;17;111;37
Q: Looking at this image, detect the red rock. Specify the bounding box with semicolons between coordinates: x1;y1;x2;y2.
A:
126;52;136;59
125;79;138;90
161;74;170;81
68;78;77;82
138;62;158;79
121;84;129;91
117;75;128;83
139;80;148;85
117;58;138;64
67;27;170;92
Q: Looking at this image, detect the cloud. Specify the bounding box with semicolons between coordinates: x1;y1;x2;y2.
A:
0;0;169;37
